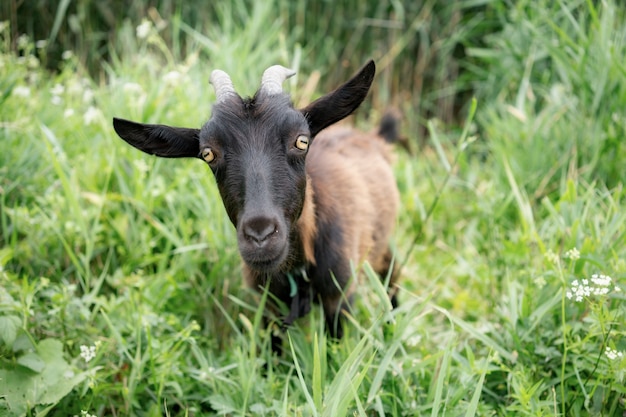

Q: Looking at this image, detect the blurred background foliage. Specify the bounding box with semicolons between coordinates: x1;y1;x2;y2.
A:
4;0;496;128
3;0;626;226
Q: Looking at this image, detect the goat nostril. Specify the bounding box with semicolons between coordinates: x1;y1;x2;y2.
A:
243;218;279;244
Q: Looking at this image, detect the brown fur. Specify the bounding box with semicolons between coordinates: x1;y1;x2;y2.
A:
305;126;399;294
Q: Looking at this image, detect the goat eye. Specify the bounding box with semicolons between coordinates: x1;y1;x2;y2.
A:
200;147;215;163
295;135;309;151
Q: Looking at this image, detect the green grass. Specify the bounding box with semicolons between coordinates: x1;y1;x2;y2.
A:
1;1;625;416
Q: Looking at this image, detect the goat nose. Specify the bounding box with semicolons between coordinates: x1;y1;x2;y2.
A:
243;217;278;244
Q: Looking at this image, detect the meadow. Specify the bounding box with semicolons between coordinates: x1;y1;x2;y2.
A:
1;0;625;415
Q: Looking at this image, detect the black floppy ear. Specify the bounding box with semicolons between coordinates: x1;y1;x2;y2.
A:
300;60;375;138
112;118;200;158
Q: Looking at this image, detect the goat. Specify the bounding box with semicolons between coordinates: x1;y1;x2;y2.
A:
112;60;399;349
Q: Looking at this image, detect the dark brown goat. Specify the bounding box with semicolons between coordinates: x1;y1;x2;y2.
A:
112;60;399;348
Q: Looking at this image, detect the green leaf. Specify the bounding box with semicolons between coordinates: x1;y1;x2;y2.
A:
312;333;322;411
48;0;71;46
12;330;36;353
16;352;45;373
464;360;488;417
0;338;87;416
323;335;373;417
0;315;20;348
37;339;87;404
208;394;237;415
0;247;13;268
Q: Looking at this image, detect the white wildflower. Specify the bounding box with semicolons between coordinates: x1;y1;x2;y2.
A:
64;108;75;118
64;221;78;234
534;276;547;288
26;55;39;69
83;106;102;125
133;159;149;175
123;82;146;110
163;70;182;85
406;335;422;347
123;82;144;95
564;247;580;260
62;50;74;60
67;78;83;96
136;19;152;39
82;88;94;104
17;34;29;49
566;274;615;302
79;344;97;363
605;347;624;361
50;83;65;96
77;410;97;417
545;250;559;265
12;86;31;98
51;95;62;106
36;39;47;49
590;273;612;287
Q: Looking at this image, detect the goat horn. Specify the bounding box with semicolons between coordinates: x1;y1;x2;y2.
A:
209;70;237;103
260;65;296;95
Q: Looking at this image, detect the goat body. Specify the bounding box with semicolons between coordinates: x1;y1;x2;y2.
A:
112;60;399;345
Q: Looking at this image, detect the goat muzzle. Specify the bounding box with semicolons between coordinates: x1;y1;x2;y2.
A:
238;214;289;272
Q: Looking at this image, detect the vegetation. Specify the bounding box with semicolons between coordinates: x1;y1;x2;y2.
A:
1;0;625;415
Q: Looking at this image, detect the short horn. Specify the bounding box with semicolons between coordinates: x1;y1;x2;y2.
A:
260;65;296;95
210;70;237;103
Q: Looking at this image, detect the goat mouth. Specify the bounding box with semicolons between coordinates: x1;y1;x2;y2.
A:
242;246;288;273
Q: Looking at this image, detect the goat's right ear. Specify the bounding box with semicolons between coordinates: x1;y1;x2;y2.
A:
301;60;375;137
112;118;200;158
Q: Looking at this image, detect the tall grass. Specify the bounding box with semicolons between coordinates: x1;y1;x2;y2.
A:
3;0;500;130
1;0;625;415
469;0;626;191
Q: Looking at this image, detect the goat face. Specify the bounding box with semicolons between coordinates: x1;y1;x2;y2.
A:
113;61;376;274
201;95;310;272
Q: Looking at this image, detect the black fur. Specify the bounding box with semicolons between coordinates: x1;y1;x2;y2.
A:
112;118;200;158
302;60;375;137
377;111;400;143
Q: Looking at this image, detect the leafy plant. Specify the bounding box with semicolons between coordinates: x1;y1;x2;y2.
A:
1;2;625;415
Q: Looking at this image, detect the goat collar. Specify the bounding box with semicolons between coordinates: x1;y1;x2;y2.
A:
283;265;311;327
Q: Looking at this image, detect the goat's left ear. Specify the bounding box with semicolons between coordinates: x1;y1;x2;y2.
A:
301;60;375;137
112;118;200;158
